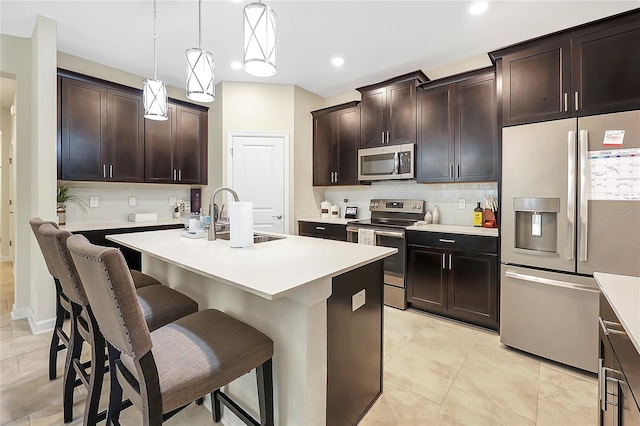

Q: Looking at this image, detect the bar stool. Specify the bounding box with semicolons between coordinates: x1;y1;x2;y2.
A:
35;223;198;424
29;217;161;380
67;234;275;426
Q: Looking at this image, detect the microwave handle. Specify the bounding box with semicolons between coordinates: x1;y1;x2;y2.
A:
393;152;399;175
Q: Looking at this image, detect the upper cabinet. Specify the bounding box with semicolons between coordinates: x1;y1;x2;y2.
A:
417;68;497;183
145;103;208;184
492;10;640;126
57;70;208;184
311;102;360;186
357;71;428;148
59;77;144;182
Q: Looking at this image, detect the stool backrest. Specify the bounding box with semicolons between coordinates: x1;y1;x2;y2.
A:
67;234;152;360
29;217;60;279
36;223;89;306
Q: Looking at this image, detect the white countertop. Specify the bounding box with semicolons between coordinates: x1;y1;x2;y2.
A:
107;229;396;300
406;223;499;237
62;219;183;233
594;272;640;354
297;217;360;225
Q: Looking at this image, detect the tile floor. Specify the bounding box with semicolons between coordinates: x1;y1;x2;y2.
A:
1;261;597;425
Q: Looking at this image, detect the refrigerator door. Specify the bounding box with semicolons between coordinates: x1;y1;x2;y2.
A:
500;265;599;373
577;111;640;276
501;118;577;272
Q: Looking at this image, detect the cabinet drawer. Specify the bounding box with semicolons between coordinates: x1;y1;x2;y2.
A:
407;231;497;254
299;222;347;241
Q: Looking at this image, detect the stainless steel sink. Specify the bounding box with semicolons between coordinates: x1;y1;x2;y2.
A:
215;231;285;244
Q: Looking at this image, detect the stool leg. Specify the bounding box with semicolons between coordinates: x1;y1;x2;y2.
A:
211;390;222;422
106;342;123;426
49;279;66;380
63;304;83;423
84;308;106;426
256;359;274;426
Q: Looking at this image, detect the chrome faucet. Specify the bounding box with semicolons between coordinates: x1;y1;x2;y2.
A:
208;187;239;241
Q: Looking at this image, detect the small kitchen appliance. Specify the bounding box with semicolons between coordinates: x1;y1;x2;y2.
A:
357;144;415;181
346;199;425;309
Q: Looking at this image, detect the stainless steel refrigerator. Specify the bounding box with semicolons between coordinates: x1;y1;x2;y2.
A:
500;110;640;373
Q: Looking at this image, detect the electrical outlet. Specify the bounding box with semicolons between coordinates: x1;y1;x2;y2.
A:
89;196;99;208
458;199;466;209
169;196;176;206
129;196;136;207
343;198;349;203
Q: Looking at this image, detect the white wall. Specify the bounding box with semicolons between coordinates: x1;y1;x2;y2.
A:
0;104;13;260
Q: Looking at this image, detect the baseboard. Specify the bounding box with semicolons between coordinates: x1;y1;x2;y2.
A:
0;256;12;262
12;305;55;334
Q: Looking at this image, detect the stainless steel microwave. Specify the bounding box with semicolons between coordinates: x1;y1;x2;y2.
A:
358;144;414;181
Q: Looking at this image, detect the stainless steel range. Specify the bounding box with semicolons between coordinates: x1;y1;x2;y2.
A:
346;199;425;310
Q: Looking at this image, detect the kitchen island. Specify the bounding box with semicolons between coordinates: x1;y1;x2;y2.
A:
107;229;396;425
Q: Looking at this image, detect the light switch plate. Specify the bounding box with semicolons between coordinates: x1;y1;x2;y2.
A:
458;199;466;209
352;289;366;312
89;196;99;208
128;196;136;207
169;196;177;206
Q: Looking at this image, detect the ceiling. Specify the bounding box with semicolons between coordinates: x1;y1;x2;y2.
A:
0;1;638;101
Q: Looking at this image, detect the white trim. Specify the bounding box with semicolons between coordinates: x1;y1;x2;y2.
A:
11;305;56;334
227;131;290;235
0;256;11;262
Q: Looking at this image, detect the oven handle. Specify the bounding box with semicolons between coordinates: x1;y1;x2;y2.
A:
346;227;405;239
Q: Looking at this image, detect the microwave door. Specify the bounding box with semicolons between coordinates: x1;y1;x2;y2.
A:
360;152;396;178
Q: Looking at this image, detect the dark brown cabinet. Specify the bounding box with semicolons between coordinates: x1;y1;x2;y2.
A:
59;77;144;182
417;68;497;183
492;10;640;126
357;71;427;148
58;69;208;185
145;103;208;184
598;292;640;426
298;221;347;241
407;231;498;330
311;102;360;186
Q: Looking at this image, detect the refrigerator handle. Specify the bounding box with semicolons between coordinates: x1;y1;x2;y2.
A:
567;131;576;260
578;129;589;262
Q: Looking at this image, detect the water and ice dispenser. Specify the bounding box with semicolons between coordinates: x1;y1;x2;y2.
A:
513;197;560;255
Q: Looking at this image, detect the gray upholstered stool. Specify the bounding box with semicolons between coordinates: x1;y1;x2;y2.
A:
67;234;275;426
35;223;198;424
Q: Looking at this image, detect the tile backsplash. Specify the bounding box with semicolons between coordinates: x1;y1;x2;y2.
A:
320;181;498;226
61;182;192;224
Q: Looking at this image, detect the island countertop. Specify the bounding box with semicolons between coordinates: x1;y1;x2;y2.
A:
107;229;396;300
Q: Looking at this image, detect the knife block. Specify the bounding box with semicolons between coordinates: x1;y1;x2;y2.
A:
482;208;498;228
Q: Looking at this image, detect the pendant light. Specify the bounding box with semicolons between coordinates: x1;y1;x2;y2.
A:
186;0;215;102
242;1;276;77
143;0;168;121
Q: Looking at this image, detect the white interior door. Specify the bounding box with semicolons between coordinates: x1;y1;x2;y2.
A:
229;133;288;234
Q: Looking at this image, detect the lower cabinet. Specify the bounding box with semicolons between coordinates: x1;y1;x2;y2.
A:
298;221;347;241
598;293;640;425
406;231;498;330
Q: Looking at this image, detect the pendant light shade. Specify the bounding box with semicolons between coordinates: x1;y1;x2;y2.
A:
186;0;215;102
143;78;168;120
144;0;168;121
243;1;276;77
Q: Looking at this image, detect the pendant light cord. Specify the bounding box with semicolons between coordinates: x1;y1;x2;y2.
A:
198;0;202;49
153;0;158;80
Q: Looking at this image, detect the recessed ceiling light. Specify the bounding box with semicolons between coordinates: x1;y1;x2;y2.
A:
230;61;243;70
469;2;489;15
331;57;345;67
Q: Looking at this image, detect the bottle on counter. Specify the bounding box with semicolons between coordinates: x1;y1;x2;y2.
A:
474;202;483;227
424;209;433;224
432;205;440;224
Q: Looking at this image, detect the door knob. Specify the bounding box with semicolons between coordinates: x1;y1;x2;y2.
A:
272;215;283;219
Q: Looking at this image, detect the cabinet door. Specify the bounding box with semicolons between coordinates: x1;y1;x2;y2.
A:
59;78;107;181
502;40;571;126
106;89;144;182
387;80;417;146
360;88;386;148
175;106;205;184
448;251;498;329
572;20;640;116
416;86;454;183
313;113;334;186
145;104;176;183
406;246;448;314
455;73;497;182
335;106;360;185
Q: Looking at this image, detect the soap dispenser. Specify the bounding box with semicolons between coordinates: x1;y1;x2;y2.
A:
425;209;433;224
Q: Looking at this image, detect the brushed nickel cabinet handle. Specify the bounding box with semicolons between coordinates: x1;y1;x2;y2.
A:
109;164;113;178
564;93;568;112
575;92;579;111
